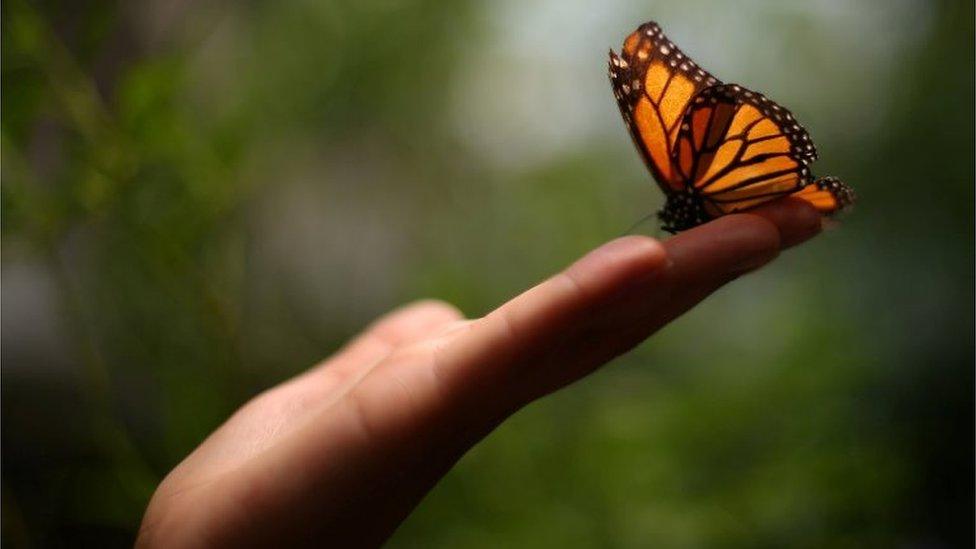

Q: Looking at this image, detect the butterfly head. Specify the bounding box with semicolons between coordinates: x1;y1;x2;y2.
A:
658;191;707;234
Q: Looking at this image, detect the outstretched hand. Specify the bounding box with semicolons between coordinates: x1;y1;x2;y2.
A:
137;198;823;548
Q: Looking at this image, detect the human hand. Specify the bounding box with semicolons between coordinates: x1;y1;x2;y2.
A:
136;199;822;548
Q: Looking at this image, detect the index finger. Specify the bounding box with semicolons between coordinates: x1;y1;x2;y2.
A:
436;198;822;410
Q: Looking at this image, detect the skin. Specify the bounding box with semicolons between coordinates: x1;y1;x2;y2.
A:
136;198;823;548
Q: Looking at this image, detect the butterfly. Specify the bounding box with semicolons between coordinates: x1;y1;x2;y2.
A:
609;21;855;233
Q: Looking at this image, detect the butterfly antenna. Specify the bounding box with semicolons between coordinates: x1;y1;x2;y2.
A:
619;211;659;237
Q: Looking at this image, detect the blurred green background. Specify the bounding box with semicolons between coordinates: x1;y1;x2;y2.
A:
2;0;973;546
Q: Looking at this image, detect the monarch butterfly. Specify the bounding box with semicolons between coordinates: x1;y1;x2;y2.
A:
609;21;855;233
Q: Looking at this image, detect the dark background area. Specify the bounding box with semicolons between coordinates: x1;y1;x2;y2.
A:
2;0;973;546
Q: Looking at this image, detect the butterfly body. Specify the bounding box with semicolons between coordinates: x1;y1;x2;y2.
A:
658;190;707;233
609;21;855;232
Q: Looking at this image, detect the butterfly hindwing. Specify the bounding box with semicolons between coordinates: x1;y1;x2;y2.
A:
790;176;857;214
673;83;818;216
609;21;720;192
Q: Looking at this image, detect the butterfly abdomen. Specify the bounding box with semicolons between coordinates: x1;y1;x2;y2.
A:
658;191;708;234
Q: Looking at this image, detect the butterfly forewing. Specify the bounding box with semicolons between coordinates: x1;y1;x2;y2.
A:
609;21;720;192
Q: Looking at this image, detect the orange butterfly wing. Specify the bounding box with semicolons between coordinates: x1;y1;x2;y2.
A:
673;83;854;217
791;176;856;214
609;21;720;193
